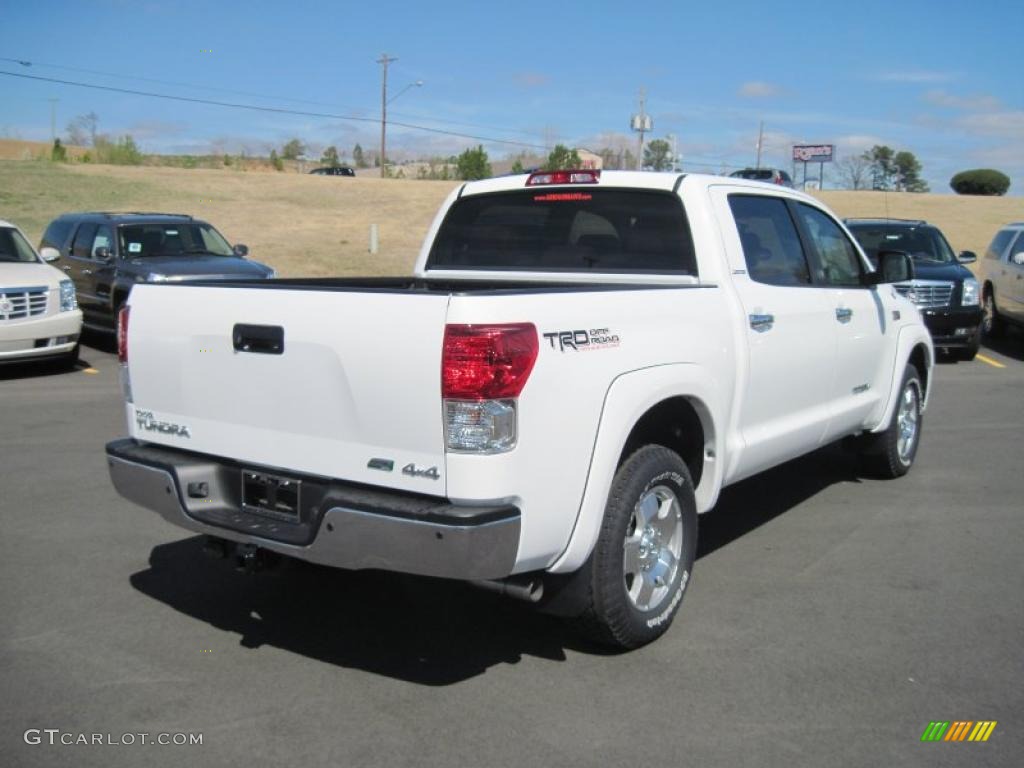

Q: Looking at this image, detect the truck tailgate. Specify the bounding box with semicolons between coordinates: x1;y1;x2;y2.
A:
125;284;450;494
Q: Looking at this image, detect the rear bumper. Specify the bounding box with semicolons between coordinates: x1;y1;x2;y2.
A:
106;438;520;580
920;306;983;348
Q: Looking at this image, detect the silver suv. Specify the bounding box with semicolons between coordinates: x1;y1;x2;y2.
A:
979;222;1024;338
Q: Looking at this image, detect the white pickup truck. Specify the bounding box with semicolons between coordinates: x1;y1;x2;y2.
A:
107;170;932;648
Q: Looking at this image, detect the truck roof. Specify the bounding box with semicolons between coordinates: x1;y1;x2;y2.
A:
457;170;823;201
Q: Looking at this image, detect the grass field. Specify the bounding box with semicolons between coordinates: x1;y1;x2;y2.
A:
2;158;1021;277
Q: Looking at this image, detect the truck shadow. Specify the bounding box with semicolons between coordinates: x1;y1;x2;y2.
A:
129;444;862;684
981;332;1024;362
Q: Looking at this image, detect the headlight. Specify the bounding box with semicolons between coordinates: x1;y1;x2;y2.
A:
962;277;980;306
59;280;77;312
146;273;168;282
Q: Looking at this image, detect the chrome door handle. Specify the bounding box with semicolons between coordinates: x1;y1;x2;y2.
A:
835;307;853;323
749;313;774;332
81;269;93;276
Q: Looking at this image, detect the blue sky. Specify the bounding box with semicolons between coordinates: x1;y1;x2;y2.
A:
1;0;1022;193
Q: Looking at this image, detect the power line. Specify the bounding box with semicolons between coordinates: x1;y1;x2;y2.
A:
0;55;551;143
0;69;550;150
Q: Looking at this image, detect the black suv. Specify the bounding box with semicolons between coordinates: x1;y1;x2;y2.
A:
38;213;274;332
309;166;356;176
845;218;983;360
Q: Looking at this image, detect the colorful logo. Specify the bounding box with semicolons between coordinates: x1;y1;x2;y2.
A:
921;721;997;742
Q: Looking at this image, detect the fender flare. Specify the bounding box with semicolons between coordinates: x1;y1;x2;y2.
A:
870;325;934;433
547;363;726;574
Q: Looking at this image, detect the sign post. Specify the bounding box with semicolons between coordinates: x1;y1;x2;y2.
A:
792;144;834;190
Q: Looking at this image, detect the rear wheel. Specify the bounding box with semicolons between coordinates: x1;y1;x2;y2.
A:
982;290;1004;339
575;445;697;649
860;364;923;478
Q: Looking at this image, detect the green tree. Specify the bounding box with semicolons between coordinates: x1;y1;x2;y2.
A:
863;145;896;189
643;139;672;171
456;145;492;180
511;158;525;174
269;149;283;171
544;144;581;170
51;138;67;163
321;145;340;167
950;169;1010;196
353;144;367;168
893;150;928;192
281;138;305;160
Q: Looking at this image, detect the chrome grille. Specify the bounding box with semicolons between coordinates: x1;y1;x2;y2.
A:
0;286;49;321
894;280;954;309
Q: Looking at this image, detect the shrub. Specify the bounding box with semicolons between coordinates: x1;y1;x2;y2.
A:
269;149;283;171
950;169;1010;196
51;139;68;162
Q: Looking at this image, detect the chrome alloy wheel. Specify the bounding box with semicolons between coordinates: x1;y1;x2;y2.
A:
982;294;996;334
896;381;920;465
623;485;684;611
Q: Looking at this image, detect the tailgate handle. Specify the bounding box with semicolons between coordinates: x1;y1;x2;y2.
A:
233;324;284;355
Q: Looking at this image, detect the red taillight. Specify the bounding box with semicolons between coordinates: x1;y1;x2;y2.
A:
117;305;129;363
442;323;538;400
526;169;600;186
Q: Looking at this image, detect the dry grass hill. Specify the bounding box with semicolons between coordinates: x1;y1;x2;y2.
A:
2;153;1021;278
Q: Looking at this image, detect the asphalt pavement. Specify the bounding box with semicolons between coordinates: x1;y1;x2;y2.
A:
2;333;1022;768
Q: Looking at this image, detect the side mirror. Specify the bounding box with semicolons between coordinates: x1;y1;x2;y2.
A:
94;246;113;262
1012;252;1024;266
958;250;977;264
233;244;249;257
867;250;914;285
40;246;61;263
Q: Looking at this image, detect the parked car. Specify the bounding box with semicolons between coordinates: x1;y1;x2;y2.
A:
978;221;1024;339
107;171;931;649
39;212;275;333
845;218;983;361
0;218;82;368
309;166;356;177
728;168;795;187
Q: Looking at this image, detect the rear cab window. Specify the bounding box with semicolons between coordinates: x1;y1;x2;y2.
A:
427;189;697;275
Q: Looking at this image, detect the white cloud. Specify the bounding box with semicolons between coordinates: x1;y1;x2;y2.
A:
875;70;958;84
738;81;782;99
922;90;1001;111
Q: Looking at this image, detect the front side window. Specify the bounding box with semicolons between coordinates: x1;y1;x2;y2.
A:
728;195;811;286
90;225;113;259
795;204;864;287
428;189;697;274
118;222;234;258
0;227;40;263
1010;232;1024;260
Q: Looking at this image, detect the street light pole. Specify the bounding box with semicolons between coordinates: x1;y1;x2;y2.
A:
377;53;397;176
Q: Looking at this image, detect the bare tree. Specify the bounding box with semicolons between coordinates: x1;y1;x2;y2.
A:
66;112;99;147
835;154;872;190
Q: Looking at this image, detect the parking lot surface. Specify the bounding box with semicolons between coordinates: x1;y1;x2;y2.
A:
2;337;1022;767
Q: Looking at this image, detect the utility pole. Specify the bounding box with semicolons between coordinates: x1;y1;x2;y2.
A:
48;98;58;143
377;53;397;176
755;120;764;169
630;88;651;171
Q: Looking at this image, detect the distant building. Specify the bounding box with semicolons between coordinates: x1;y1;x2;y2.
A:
576;149;603;170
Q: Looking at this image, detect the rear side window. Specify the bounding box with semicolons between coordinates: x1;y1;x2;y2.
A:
984;229;1015;261
728;195;811;286
41;218;74;251
427;189;697;274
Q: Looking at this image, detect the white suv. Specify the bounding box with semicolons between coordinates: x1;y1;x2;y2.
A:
0;219;83;367
979;222;1024;338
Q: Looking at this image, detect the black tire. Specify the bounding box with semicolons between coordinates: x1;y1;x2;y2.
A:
574;445;698;649
860;364;923;479
60;341;81;371
955;330;980;362
982;289;1004;339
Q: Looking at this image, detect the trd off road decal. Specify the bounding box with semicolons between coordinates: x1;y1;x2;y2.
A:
542;328;621;352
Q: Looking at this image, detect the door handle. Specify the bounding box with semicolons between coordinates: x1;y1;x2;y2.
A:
81;269;93;276
835;307;853;323
749;313;774;332
61;265;72;271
